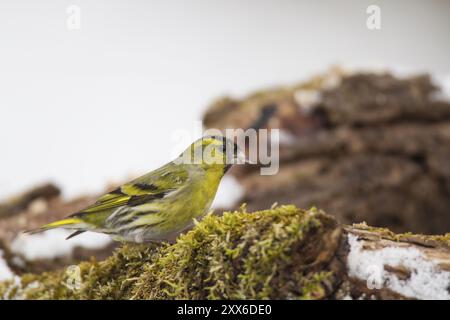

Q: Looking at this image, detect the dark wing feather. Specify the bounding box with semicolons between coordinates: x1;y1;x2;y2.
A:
69;163;189;220
65;230;86;240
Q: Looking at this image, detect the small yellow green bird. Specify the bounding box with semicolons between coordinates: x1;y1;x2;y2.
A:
26;136;244;243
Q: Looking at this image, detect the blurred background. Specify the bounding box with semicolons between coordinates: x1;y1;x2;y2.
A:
0;0;450;278
1;0;449;197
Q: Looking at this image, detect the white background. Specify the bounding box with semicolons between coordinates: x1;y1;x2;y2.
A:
0;0;449;199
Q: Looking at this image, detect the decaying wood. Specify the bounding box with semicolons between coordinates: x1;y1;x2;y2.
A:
203;69;450;235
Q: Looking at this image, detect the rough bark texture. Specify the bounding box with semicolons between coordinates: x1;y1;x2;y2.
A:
1;69;449;299
1;205;448;300
203;69;450;234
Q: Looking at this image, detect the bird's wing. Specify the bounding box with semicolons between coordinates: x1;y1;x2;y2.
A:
72;163;189;217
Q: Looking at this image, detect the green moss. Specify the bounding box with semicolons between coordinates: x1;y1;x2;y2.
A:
1;205;340;300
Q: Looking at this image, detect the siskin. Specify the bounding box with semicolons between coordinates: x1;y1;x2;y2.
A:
26;136;245;243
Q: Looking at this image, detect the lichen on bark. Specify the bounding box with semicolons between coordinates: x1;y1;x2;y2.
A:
0;205;342;300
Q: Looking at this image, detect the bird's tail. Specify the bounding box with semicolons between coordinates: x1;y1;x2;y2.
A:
24;218;84;237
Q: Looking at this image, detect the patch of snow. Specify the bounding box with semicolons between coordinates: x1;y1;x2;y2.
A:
0;249;15;281
28;199;49;215
431;74;450;102
347;234;450;300
294;89;321;114
10;230;112;261
211;175;244;209
11;256;25;268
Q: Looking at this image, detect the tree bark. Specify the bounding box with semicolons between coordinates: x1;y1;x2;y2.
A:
203;69;450;235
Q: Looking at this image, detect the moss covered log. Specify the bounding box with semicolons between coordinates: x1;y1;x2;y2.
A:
1;205;449;300
0;206;342;299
